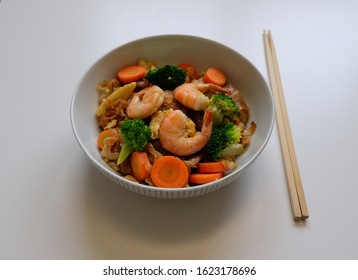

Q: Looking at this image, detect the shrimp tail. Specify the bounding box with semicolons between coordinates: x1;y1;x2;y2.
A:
202;109;213;136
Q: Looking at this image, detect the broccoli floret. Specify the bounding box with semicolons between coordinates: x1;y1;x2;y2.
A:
205;122;244;161
145;65;186;90
208;93;239;126
117;119;151;165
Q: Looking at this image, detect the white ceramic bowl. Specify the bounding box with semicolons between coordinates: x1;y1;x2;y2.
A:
70;34;274;199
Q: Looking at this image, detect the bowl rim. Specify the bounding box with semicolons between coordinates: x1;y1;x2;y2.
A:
70;34;275;192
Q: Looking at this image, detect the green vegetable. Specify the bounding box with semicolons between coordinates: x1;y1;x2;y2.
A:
205;122;243;161
117;119;151;165
145;65;186;90
208;93;239;126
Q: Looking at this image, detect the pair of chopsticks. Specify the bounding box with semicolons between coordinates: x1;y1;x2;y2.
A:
263;30;309;221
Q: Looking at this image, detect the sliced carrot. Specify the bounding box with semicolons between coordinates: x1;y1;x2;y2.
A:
189;172;224;185
117;64;146;83
197;162;228;173
151;156;189;188
203;67;227;86
130;152;151;181
97;128;118;150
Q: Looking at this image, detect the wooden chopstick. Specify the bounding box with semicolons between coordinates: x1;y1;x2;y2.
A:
263;30;309;221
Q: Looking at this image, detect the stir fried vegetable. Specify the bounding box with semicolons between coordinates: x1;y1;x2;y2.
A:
209;93;239;126
145;65;186;90
117;119;151;165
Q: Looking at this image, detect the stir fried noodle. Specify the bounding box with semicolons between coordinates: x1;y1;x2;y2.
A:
95;58;256;187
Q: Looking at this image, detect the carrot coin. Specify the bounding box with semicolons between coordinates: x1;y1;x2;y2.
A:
130;152;151;181
203;67;227;86
197;162;228;173
97;128;118;150
117;65;146;83
189;172;224;185
151;156;189;188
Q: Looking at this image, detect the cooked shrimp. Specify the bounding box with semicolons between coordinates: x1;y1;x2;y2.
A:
127;85;164;119
173;82;230;111
173;83;209;111
159;109;213;156
192;81;231;94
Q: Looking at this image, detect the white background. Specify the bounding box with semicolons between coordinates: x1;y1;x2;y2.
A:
1;0;357;259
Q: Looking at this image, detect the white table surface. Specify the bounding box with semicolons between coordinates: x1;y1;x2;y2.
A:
1;0;358;260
